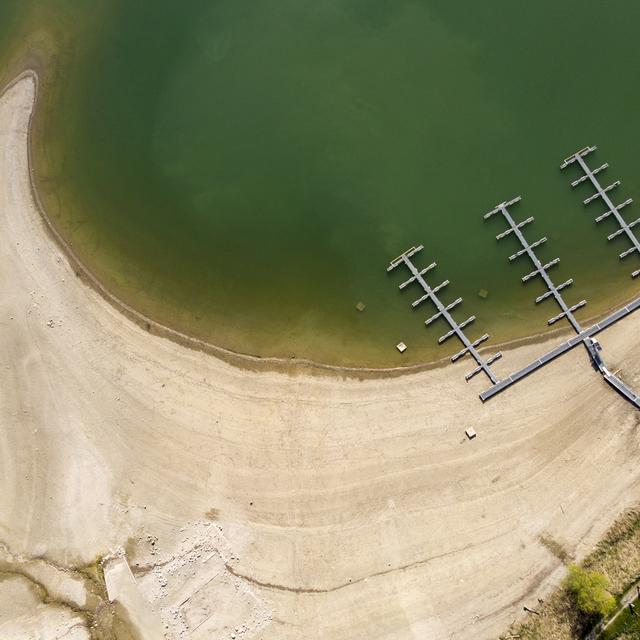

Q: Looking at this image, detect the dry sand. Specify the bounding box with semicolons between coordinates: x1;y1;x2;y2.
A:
1;72;640;640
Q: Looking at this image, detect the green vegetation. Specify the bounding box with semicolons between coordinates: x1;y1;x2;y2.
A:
503;509;640;640
601;597;640;640
565;564;616;619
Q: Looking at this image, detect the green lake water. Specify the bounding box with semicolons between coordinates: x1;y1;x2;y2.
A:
3;0;640;367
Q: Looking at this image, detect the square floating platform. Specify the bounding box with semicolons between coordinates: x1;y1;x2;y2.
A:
355;301;366;312
396;342;407;353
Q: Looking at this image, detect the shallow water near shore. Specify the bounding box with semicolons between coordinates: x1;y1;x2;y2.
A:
4;0;640;367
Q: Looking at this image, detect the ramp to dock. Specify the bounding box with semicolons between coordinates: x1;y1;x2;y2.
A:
603;371;640;409
584;336;640;409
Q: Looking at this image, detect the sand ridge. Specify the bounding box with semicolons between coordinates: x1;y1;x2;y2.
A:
1;73;640;639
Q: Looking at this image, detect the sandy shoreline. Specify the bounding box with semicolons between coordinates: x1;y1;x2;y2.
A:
14;65;640;378
2;72;640;639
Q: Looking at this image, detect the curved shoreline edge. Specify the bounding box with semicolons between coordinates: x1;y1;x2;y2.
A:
10;68;639;380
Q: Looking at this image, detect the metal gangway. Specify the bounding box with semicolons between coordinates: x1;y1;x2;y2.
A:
584;337;640;409
388;245;502;383
561;146;640;278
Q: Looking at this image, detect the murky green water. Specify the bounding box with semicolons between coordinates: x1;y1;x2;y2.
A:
4;1;640;366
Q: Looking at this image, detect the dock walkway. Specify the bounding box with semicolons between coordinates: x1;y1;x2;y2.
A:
562;146;640;278
484;196;586;333
479;297;640;402
388;246;502;383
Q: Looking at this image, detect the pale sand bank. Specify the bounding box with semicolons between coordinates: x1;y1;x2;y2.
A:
1;73;640;639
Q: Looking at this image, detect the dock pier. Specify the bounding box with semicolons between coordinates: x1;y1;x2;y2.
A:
484;196;586;333
387;151;640;410
388;246;502;384
480;195;640;408
561;146;640;278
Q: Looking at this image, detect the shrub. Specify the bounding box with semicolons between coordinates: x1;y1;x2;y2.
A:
565;564;616;619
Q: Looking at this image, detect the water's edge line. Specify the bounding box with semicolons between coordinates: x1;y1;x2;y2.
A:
8;69;637;380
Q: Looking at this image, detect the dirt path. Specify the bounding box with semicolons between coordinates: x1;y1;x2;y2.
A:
1;72;640;640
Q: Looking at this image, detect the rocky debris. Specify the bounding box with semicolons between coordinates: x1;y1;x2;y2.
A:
134;521;272;639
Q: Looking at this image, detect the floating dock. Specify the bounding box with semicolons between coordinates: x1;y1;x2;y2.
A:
388;245;502;383
485;196;586;334
386;153;640;411
480;195;640;409
562;146;640;278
